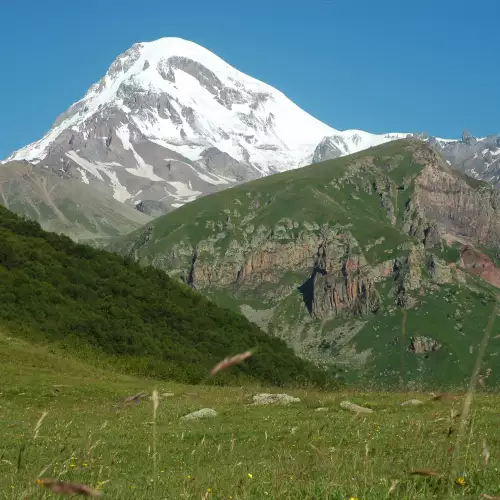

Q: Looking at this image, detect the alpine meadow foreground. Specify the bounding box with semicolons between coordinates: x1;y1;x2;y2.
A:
2;331;500;500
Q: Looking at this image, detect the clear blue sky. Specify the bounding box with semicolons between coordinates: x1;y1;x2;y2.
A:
1;0;498;158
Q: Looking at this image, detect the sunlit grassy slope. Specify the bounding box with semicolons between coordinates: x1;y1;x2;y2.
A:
3;330;500;500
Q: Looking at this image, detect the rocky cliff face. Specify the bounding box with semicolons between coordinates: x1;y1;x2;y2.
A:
308;258;381;319
413;160;500;247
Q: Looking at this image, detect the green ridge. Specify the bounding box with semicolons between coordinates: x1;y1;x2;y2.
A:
111;140;500;390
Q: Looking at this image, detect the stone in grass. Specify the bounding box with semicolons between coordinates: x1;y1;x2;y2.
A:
339;400;374;414
252;393;301;406
401;399;424;407
180;408;218;421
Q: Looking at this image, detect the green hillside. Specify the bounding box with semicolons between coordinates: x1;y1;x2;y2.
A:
0;203;331;387
111;139;500;390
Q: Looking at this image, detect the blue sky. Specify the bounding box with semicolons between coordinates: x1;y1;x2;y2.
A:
1;0;498;158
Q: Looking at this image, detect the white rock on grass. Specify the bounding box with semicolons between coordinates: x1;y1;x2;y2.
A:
252;393;301;406
340;400;374;414
401;399;424;407
180;408;218;421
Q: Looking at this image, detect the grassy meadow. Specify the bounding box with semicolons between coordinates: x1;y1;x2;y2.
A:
2;330;500;500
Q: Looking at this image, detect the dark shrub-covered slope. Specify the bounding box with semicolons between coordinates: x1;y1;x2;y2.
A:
0;204;331;387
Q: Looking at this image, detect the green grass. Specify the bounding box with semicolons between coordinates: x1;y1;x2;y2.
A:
351;282;499;389
3;331;500;499
435;242;462;264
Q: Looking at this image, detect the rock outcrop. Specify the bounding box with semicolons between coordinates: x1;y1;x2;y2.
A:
412;149;500;248
306;257;380;319
180;408;218;421
401;399;424;407
252;393;301;405
339;400;374;413
408;336;442;354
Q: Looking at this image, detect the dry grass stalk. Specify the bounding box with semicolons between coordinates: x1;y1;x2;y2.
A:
211;351;252;376
123;391;147;405
152;389;159;497
388;479;399;494
36;479;102;497
448;295;499;498
446;297;498;497
481;495;500;500
431;393;458;402
152;389;159;415
399;309;407;390
483;439;490;466
410;469;441;477
33;411;48;439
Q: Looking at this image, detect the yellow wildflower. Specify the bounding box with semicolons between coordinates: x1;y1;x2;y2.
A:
247;473;253;479
455;476;465;487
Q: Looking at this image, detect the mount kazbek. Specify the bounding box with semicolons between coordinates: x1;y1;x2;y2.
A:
2;37;499;237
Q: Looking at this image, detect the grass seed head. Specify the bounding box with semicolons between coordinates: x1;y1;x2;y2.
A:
211;351;252;376
36;478;102;497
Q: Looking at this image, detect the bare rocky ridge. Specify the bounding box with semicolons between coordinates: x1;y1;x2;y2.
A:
415;131;500;186
0;160;150;242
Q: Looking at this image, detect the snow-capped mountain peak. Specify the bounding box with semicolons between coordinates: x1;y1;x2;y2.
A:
9;38;336;170
4;37;408;214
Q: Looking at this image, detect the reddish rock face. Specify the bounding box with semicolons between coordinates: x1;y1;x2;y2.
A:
459;245;500;288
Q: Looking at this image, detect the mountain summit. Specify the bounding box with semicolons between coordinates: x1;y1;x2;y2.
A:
4;38;405;215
